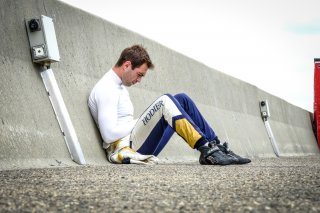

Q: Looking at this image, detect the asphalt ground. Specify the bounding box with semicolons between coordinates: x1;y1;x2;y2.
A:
0;156;319;213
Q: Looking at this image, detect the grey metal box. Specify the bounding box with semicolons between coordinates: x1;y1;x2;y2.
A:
25;15;60;64
260;100;270;118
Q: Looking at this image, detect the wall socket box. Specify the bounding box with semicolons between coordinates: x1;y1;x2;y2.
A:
25;15;60;64
260;100;271;119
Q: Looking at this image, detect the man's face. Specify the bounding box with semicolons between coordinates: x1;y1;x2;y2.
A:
122;63;148;87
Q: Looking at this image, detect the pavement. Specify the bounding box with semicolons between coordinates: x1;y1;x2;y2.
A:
0;156;320;213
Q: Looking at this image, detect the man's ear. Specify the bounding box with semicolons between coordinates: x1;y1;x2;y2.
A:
123;61;132;69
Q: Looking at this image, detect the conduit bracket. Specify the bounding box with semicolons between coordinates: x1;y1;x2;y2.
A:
41;68;86;164
260;100;280;157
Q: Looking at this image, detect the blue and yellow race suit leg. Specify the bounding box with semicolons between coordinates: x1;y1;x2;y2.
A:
130;93;217;156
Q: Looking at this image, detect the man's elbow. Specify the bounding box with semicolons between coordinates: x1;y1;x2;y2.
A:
100;132;118;144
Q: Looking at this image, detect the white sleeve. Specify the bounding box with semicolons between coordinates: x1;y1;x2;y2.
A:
96;88;136;144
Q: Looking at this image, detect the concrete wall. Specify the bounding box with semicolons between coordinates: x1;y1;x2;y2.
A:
0;0;318;170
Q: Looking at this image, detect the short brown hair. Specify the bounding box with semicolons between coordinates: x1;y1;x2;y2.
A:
115;45;154;70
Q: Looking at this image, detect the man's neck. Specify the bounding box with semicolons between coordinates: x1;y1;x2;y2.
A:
112;66;123;80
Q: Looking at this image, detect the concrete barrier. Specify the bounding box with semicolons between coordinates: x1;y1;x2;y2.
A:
0;0;318;170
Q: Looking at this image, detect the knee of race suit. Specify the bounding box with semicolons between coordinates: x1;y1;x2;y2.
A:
160;93;204;149
174;93;189;99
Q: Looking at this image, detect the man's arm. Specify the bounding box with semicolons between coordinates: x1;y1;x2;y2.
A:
96;88;135;144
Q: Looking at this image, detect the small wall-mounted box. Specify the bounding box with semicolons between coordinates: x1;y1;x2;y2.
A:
25;15;60;64
260;100;270;119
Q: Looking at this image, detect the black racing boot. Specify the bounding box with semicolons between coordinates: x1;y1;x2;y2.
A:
199;143;236;165
216;142;251;164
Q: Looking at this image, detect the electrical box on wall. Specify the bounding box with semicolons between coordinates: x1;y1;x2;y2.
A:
260;100;270;119
25;15;60;64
